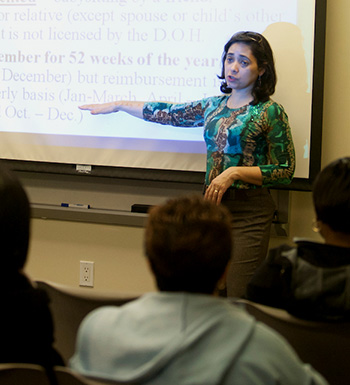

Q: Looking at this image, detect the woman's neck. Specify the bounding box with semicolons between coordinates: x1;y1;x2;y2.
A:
227;91;253;109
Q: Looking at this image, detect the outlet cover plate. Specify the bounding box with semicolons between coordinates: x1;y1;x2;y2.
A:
79;261;94;287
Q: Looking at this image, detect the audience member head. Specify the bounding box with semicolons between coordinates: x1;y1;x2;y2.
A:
0;163;31;272
312;157;350;244
144;195;232;294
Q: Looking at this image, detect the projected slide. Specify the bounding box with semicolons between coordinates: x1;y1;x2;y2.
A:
0;0;316;177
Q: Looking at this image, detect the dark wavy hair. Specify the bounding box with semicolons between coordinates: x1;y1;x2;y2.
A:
145;195;232;294
312;157;350;234
218;31;276;105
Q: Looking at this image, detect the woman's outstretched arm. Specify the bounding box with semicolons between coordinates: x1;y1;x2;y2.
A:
79;101;145;119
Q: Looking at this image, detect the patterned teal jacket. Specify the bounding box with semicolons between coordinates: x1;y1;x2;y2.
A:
143;95;295;189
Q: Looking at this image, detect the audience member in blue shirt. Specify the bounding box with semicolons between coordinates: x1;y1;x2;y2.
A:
70;195;327;385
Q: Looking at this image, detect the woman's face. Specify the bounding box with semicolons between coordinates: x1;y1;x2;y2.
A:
224;42;264;94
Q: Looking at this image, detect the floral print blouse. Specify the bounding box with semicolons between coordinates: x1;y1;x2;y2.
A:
143;95;295;189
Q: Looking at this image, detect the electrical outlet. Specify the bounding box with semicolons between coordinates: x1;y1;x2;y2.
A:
79;261;94;287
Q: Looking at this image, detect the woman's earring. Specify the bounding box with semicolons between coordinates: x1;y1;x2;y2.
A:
257;75;262;87
312;219;321;233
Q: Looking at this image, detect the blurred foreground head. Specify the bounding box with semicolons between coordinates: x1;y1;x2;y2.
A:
313;157;350;235
0;163;30;272
145;195;232;294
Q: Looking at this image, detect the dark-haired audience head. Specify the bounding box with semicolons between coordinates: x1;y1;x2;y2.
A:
144;195;232;294
219;31;276;104
312;157;350;239
0;163;31;272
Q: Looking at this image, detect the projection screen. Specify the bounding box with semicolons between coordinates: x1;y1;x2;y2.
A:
0;0;326;188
